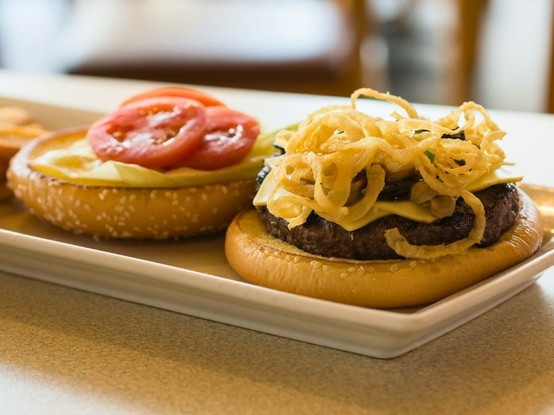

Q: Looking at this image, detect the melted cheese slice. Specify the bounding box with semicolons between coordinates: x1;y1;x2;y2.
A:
30;130;278;188
254;167;522;231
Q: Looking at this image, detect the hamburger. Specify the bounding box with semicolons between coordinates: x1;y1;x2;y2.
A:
225;88;544;308
7;86;276;239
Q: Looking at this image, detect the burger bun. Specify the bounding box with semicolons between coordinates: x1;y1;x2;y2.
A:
8;128;256;239
225;189;544;308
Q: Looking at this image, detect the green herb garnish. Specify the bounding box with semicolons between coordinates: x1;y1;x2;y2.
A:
424;149;435;163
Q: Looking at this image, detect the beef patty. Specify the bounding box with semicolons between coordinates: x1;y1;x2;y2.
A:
256;183;519;260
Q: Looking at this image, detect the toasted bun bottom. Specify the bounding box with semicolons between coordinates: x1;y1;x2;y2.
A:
225;189;544;308
7;130;256;239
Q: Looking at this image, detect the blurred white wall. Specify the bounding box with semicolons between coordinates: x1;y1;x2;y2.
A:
474;0;553;112
1;0;553;112
0;0;67;72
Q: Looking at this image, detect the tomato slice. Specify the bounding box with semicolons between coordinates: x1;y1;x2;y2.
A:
87;97;207;169
174;106;260;171
120;86;225;108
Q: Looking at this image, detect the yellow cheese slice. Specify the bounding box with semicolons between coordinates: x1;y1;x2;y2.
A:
254;166;523;229
30;129;278;188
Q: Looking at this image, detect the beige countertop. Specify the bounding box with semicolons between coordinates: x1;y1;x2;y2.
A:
2;272;553;414
0;70;553;414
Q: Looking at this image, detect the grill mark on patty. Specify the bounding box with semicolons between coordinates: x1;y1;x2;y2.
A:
256;184;519;260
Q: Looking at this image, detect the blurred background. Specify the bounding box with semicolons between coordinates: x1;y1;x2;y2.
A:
0;0;552;112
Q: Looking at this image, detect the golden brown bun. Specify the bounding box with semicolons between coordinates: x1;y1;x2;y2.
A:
8;128;256;239
225;189;544;308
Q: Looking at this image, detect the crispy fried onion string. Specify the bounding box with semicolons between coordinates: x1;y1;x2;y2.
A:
265;88;507;259
384;190;486;259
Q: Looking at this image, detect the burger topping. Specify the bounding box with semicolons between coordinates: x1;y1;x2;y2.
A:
170;106;261;171
87;97;208;169
253;88;521;259
29;127;276;188
28;87;277;187
257;184;519;260
85;86;262;170
255;165;521;230
118;86;226;108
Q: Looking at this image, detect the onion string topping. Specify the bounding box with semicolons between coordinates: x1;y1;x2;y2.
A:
259;88;509;259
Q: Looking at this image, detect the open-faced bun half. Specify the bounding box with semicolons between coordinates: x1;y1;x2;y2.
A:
8;128;256;239
225;189;544;308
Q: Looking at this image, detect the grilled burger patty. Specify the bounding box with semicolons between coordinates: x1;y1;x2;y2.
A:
256;183;519;260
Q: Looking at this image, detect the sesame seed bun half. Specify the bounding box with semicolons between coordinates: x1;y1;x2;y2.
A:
7;128;256;239
224;189;544;308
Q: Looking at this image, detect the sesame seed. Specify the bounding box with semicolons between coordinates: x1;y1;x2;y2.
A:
99;194;105;201
310;260;321;269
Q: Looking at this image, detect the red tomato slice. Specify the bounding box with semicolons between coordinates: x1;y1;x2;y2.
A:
174;106;260;170
120;86;225;108
87;97;207;169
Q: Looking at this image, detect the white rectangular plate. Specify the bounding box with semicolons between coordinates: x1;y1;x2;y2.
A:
0;96;553;359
